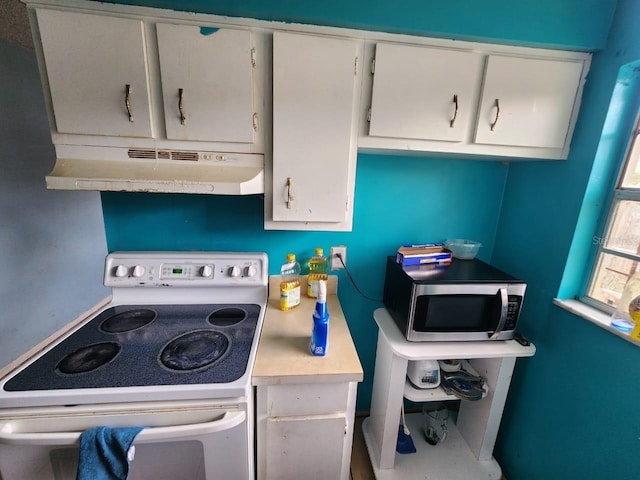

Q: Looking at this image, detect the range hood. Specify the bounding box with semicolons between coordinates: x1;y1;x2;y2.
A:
45;145;264;195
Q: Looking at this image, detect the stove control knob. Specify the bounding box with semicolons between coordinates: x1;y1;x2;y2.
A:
132;265;146;278
114;264;129;278
229;265;241;278
244;265;257;278
200;265;213;278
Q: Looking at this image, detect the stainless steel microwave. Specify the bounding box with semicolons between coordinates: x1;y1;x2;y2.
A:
382;257;526;341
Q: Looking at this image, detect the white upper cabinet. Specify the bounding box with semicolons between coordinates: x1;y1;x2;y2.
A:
368;43;483;143
36;8;153;138
156;24;256;144
474;55;585;149
34;7;263;152
28;0;593;210
360;41;590;160
269;31;362;230
31;5;265;196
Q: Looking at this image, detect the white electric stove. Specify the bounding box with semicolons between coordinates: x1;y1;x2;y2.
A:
0;251;268;480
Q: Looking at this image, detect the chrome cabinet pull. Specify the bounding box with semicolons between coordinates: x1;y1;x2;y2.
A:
490;98;500;131
178;88;186;125
286;177;293;209
125;84;134;122
449;94;459;128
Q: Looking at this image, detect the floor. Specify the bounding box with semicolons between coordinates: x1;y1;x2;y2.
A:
349;415;507;480
350;415;376;480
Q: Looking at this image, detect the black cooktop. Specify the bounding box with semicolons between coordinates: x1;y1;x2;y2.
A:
4;303;261;392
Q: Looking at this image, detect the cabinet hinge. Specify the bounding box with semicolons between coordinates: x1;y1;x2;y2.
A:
370;58;375;75
354;56;359;76
251;48;256;67
253;112;259;130
367;107;372;122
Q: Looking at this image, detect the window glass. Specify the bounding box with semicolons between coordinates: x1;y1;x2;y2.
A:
586;120;640;312
603;200;640;254
588;253;638;306
620;132;640;189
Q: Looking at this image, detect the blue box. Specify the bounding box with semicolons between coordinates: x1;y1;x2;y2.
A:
395;244;453;266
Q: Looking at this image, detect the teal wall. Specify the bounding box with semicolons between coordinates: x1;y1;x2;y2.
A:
491;0;640;478
98;0;629;478
102;0;612;50
103;155;509;409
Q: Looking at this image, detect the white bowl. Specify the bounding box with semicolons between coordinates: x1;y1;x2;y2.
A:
445;239;482;260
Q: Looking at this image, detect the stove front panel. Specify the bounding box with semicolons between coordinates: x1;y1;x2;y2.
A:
4;303;261;392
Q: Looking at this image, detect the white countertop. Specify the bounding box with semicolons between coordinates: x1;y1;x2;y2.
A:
252;276;364;386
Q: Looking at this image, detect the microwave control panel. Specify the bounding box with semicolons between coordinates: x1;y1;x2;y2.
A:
505;295;523;330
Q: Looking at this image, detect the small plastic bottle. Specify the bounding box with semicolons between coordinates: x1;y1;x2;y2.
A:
310;279;329;356
307;248;328;298
611;270;640;332
628;295;640;340
280;253;301;311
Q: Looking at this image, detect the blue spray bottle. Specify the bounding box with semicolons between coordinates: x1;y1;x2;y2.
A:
309;279;329;356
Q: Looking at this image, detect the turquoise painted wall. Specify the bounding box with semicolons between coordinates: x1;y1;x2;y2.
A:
98;0;625;478
491;0;640;478
103;155;509;408
101;0;613;50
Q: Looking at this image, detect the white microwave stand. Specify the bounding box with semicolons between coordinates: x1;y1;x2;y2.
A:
362;308;536;479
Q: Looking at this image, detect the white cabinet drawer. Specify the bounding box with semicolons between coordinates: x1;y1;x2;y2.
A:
265;382;350;417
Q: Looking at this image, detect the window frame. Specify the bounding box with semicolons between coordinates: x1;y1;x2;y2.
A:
582;111;640;313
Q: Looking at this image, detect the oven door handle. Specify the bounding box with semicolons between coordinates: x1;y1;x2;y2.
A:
0;410;245;446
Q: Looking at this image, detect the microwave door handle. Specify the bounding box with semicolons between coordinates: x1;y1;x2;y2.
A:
489;287;509;340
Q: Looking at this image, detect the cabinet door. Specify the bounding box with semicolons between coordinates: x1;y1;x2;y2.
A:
265;415;347;479
474;55;584;148
369;43;483;142
272;32;360;223
156;24;255;143
36;9;152;137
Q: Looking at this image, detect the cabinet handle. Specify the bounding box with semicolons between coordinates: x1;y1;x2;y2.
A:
286;177;294;209
125;84;134;122
178;88;186;125
490;98;500;131
449;94;459;128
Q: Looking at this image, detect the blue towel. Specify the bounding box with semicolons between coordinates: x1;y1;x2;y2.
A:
76;426;144;480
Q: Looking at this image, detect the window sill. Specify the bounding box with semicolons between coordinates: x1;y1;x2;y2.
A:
553;298;640;347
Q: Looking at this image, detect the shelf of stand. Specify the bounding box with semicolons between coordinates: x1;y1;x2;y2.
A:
404;379;455;402
364;308;535;479
362;413;501;480
403;360;482;403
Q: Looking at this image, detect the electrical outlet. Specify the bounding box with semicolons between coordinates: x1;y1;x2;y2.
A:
330;246;347;270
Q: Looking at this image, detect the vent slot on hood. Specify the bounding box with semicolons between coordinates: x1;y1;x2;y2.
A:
128;149;200;161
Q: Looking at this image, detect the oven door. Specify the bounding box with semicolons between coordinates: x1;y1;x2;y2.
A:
0;401;251;480
408;283;517;341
